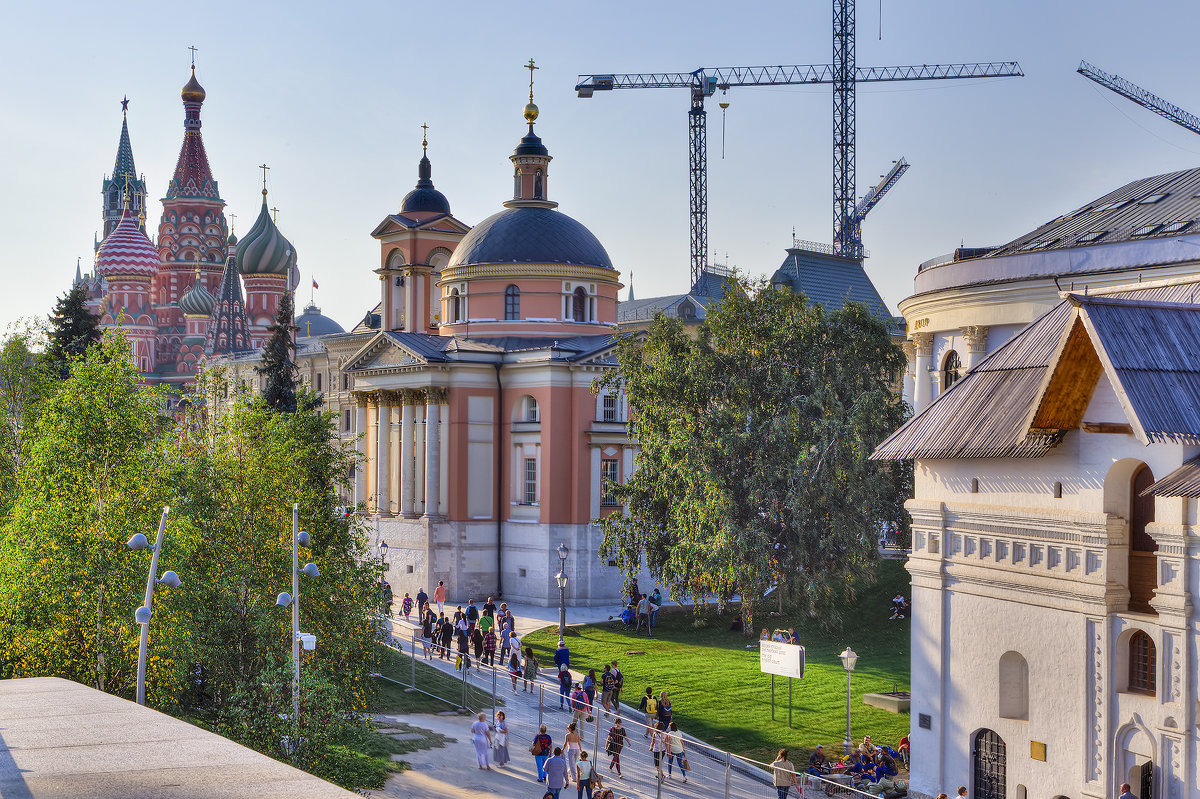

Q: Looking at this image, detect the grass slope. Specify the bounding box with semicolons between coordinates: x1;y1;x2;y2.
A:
374;643;498;714
524;559;910;763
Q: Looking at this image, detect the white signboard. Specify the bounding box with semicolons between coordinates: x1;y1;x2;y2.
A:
760;641;805;679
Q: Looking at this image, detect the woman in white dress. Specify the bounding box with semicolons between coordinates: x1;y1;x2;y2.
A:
470;712;492;769
492;711;510;767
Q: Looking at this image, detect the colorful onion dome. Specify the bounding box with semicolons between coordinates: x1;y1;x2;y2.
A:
181;67;206;103
95;208;160;277
178;276;216;316
236;193;297;277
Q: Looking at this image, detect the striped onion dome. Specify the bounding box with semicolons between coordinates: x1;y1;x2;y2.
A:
236;194;296;277
95;208;159;278
178;277;216;316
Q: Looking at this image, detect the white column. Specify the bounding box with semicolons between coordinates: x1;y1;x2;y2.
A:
901;340;916;409
962;325;990;371
911;332;934;413
376;394;392;515
423;388;442;518
439;398;449;516
400;392;417;517
354;395;368;507
622;446;635;484
590;446;603;519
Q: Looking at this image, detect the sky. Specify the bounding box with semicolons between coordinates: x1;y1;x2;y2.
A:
4;0;1200;331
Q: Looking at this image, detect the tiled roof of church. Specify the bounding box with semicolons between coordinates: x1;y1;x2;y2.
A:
166;68;220;200
205;248;251;355
873;279;1200;461
771;247;894;322
95;208;159;277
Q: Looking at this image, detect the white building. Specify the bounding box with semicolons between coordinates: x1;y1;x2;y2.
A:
875;275;1200;799
900;167;1200;414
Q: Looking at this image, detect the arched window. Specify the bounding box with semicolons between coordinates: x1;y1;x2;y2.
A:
450;288;462;323
534;170;544;199
572;287;588;323
942;349;962;390
505;285;520;320
1129;630;1156;695
514;168;522;196
1129;464;1158;613
998;651;1029;720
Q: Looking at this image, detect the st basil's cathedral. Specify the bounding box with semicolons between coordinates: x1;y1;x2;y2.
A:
76;65;335;386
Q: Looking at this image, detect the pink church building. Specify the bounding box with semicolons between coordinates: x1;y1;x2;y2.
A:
334;98;635;606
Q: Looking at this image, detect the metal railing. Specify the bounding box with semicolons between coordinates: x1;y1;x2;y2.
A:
378;628;904;799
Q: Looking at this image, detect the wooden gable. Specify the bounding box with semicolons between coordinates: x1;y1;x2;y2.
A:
1025;314;1105;434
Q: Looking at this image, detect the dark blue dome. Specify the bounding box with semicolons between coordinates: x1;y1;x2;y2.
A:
448;206;613;270
400;186;451;215
295;303;345;337
400;154;451;215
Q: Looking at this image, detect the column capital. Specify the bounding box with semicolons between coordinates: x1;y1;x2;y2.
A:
424;386;449;404
379;390;401;406
962;325;990;352
901;340;916;360
400;388;423;406
911;331;934;356
364;391;380;408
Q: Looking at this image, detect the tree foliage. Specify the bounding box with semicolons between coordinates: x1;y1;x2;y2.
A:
0;335;383;786
0;322;56;516
597;279;911;631
256;291;299;413
45;283;101;377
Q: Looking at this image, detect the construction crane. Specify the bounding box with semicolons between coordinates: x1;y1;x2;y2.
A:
577;3;1022;293
840;157;910;249
1078;61;1200;136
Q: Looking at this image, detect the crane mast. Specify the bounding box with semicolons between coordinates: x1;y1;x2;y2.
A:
1078;61;1200;136
576;2;1022;293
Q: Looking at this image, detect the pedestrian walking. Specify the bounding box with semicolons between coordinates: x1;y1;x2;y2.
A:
771;749;799;799
500;625;513;663
382;580;394;616
609;661;623;709
483;626;497;667
483;595;497;619
558;666;572;710
400;592;413;621
583;669;597;720
656;691;673;727
456;630;471;672
471;712;492;770
638;688;657;738
467;599;480;634
555;639;571;672
508;648;523;692
665;721;687;783
416;586;428;615
434;580;446;614
493;711;510;767
439;615;454;659
600;664;615;715
479;607;494;636
472;626;484;660
636;594;650;633
531;725;553;783
420;611;434;659
605;718;627;777
523;646;539;692
564;722;582;772
575;751;596;799
649;721;668;780
570;683;588;728
545;746;570;798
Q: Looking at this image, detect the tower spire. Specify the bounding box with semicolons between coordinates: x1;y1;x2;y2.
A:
100;99;147;241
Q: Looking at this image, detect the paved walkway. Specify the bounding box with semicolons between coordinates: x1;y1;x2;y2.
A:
370;610;860;799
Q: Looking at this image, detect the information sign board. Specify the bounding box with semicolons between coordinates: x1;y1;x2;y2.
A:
760;641;805;679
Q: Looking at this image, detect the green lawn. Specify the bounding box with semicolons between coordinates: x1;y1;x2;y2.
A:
374;643;499;714
523;560;910;764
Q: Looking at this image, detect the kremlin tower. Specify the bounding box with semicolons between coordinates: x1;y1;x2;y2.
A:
100;98;147;242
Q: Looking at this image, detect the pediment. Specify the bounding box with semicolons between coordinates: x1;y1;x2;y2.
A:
345;333;427;371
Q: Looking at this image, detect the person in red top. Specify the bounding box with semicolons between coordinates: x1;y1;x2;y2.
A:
434;580;446;614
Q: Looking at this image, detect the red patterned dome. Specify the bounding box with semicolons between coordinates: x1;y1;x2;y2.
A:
96;208;159;278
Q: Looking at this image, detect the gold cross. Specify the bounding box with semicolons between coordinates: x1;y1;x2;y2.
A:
188;45;198;67
259;163;270;193
271;207;280;223
121;172;133;208
525;58;538;103
421;122;429;152
229;212;237;235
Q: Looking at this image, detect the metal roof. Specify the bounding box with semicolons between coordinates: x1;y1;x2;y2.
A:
447;206;614;270
984;166;1200;258
770;247;897;324
1143;457;1200;497
873;280;1200;461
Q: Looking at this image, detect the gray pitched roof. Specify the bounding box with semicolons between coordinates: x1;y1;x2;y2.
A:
617;294;712;323
873;280;1200;461
771;247;895;323
985;166;1200;257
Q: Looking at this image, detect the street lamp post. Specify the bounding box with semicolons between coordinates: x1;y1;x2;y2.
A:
127;506;181;706
275;503;320;725
839;646;858;756
556;543;569;638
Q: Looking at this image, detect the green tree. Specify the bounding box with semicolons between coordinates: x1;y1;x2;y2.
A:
597;279;911;631
45;283;101;377
0;322;57;518
256;291;299;412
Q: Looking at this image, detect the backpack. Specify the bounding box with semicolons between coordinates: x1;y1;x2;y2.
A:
571;689;587;711
612;669;624;690
645;695;658;714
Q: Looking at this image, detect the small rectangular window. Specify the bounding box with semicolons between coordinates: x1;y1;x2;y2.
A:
1131;224;1161;237
1077;230;1108;243
1159;220;1193;234
1138;193;1168;205
523;458;537;505
601;458;621;506
316;373;323;391
602;394;618;422
344;409;351;431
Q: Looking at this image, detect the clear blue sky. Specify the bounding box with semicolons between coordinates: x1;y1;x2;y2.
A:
3;0;1200;330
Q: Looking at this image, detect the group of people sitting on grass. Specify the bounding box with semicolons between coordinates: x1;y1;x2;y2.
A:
613;582;662;633
805;735;909;789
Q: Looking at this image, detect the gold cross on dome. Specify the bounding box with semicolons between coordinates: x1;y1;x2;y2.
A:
271;207;279;223
525;58;538;102
229;212;237;235
259;163;270;193
421;122;429;152
188;45;198;67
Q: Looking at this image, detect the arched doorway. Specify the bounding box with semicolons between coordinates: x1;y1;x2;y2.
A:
1129;463;1157;614
972;729;1006;799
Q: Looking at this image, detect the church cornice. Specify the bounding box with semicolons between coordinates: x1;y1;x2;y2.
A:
439;262;620;284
